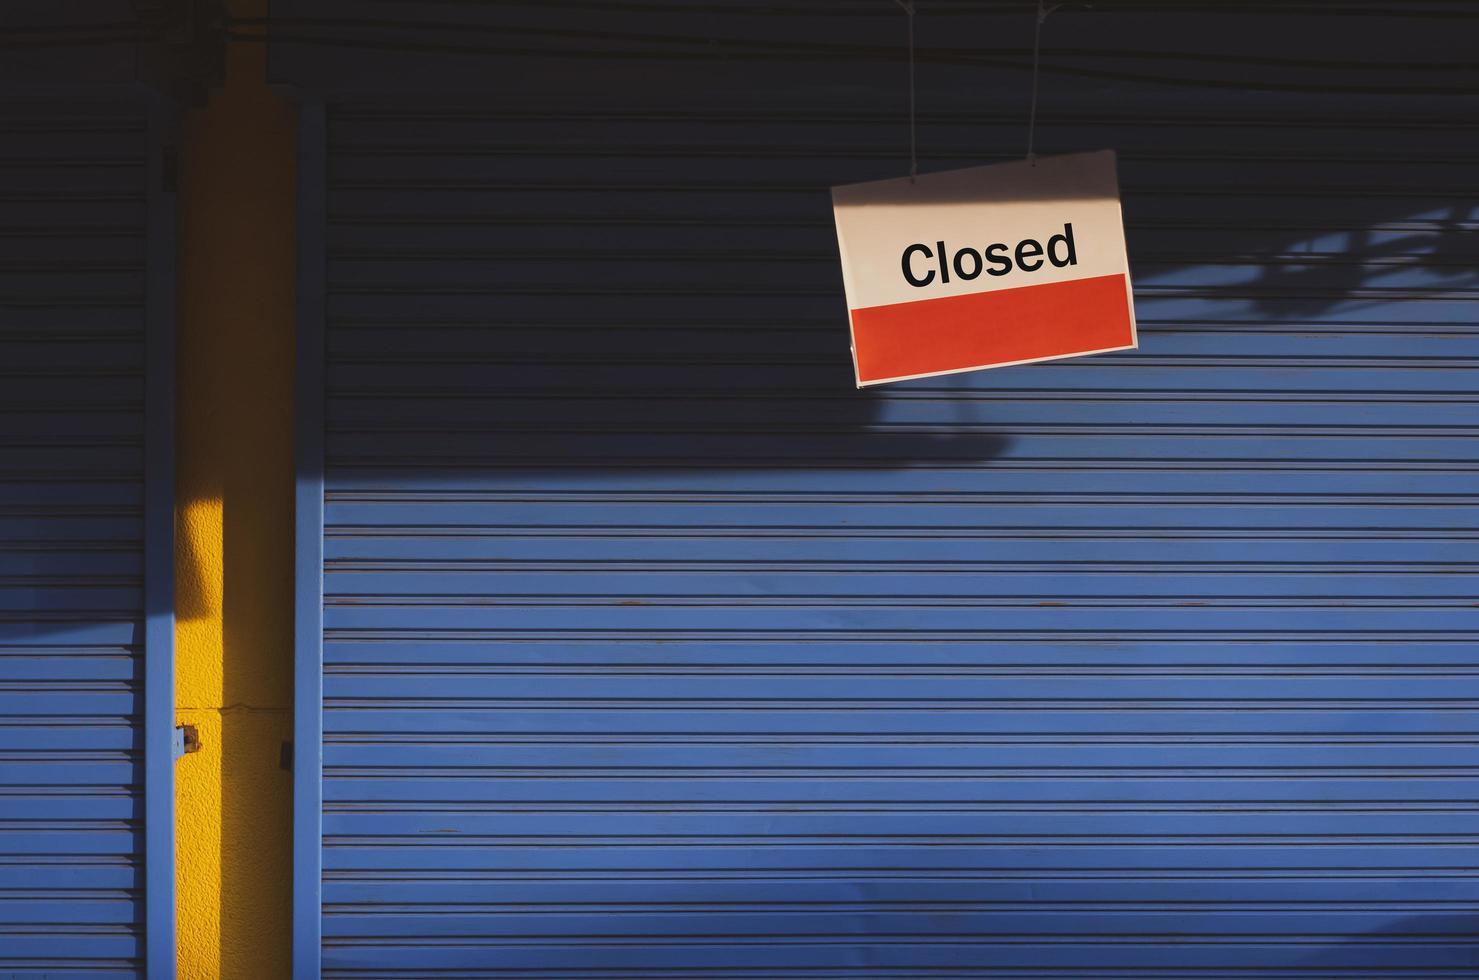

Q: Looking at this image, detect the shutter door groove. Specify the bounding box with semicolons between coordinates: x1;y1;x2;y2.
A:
0;99;158;977
314;68;1479;978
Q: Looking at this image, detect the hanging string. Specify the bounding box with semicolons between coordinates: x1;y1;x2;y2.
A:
1025;0;1061;165
894;0;917;181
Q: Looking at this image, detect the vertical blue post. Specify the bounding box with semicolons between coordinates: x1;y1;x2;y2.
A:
144;92;178;980
293;98;327;980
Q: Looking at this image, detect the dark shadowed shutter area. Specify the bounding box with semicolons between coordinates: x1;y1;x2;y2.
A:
285;3;1479;976
0;93;173;978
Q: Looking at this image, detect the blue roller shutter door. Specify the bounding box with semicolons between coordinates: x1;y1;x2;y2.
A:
0;95;174;978
310;92;1479;976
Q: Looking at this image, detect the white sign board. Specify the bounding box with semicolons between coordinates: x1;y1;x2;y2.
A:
832;150;1137;387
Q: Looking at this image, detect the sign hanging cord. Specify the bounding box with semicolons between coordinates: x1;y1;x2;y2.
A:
894;0;917;182
1026;0;1061;166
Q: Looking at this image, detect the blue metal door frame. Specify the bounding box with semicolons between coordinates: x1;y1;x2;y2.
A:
292;98;327;980
143;90;178;980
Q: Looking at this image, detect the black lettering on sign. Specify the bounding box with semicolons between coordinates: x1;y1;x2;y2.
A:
952;247;982;281
901;243;935;286
985;243;1012;276
1015;238;1044;272
1048;223;1077;267
899;223;1080;286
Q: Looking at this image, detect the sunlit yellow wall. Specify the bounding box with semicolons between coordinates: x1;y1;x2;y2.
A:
175;1;296;974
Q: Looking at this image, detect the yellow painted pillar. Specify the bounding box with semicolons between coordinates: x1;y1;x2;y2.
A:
174;2;296;975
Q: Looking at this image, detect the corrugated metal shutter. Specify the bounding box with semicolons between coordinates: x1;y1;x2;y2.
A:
0;95;173;977
304;14;1479;976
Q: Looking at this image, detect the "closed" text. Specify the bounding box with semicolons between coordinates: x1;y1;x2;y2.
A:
901;223;1078;287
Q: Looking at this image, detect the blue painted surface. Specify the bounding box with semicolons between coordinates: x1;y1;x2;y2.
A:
0;91;173;978
291;7;1479;977
143;93;178;980
293;99;328;980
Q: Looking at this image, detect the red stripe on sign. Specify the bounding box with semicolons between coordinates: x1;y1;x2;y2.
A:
851;272;1135;385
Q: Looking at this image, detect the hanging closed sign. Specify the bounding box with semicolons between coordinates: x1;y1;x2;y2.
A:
832;149;1137;387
